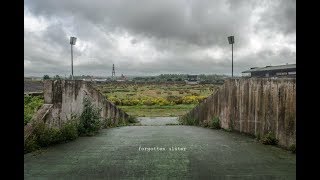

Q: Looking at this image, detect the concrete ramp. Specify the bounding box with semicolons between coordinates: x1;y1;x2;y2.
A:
24;80;132;142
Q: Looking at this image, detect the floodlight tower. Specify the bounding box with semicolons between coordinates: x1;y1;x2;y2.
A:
228;36;234;78
112;64;115;79
70;36;77;80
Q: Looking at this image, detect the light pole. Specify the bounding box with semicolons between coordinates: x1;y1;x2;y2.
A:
228;36;234;78
70;36;77;80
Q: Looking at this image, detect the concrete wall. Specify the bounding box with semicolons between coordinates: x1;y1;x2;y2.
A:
24;80;132;142
180;78;296;148
41;80;130;128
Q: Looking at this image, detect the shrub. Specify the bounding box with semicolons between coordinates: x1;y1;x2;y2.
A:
24;118;80;153
33;123;62;147
210;117;221;129
181;116;199;126
78;98;101;136
260;131;279;145
60;120;79;142
166;95;183;105
102;118;113;128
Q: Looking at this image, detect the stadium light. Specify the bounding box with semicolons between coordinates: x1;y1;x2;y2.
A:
228;36;234;78
70;37;77;80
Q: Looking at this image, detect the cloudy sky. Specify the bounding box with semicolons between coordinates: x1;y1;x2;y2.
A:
24;0;296;77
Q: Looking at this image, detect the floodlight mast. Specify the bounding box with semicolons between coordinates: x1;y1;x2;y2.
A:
228;36;234;78
70;37;77;80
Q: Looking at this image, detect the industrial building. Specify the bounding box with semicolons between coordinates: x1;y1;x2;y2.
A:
242;64;296;78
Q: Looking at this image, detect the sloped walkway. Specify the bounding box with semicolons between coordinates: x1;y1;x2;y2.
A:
24;118;296;179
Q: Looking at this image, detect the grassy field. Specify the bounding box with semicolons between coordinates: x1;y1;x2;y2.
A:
95;83;219;117
118;104;196;117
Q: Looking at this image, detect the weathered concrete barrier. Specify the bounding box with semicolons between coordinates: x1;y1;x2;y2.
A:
180;78;296;148
24;80;131;141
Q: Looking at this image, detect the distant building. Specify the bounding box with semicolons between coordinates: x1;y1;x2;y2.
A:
185;75;199;84
93;79;107;83
242;64;296;78
116;74;127;82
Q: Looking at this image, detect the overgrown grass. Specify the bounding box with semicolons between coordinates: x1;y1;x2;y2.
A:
24;95;44;125
94;83;217;117
24;119;79;154
119;104;195;117
180;116;199;126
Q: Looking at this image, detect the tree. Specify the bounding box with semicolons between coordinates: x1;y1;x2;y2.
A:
53;75;61;80
43;75;50;80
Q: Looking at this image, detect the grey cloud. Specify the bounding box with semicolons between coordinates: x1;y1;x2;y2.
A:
255;0;296;34
24;0;296;77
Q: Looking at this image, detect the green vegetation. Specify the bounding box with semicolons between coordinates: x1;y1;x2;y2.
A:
130;74;226;84
78;98;101;136
24;96;44;125
179;116;199;126
95;83;218;117
181;116;220;129
260;131;279;145
24;97;138;153
43;75;50;80
119;104;195;117
24;119;79;154
210;116;221;129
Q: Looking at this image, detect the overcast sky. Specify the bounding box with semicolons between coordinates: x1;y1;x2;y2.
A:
24;0;296;77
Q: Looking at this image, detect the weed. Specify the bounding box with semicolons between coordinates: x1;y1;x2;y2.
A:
210;117;221;129
260;131;279;145
60;120;79;142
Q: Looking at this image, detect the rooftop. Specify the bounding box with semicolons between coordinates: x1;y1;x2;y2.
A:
242;64;296;73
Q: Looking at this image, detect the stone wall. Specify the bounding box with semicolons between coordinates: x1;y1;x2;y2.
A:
180;78;296;148
25;80;131;141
